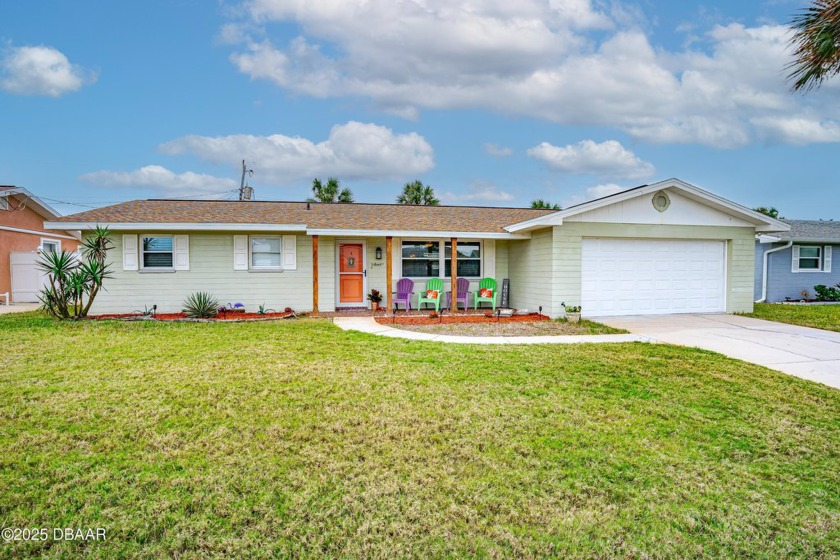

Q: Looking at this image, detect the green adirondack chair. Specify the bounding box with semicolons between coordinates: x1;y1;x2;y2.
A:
417;278;444;312
474;277;497;310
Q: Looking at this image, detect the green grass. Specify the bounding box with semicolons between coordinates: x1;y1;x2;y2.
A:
745;302;840;332
1;312;838;558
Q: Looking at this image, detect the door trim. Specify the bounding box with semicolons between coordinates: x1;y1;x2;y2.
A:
335;240;367;307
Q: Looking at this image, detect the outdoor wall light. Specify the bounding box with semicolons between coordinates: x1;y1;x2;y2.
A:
375;247;383;260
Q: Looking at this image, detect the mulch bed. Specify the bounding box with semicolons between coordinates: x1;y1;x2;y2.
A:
91;311;301;322
376;312;548;326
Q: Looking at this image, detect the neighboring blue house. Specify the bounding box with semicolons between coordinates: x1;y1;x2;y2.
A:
755;219;840;302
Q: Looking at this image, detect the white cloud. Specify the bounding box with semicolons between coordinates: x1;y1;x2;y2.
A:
527;139;655;179
751;116;840;144
159;121;434;182
0;45;93;96
80;165;236;197
439;181;514;204
484;143;514;157
563;183;627;208
224;3;840;147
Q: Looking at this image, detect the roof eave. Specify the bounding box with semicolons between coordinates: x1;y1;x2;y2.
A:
44;222;309;232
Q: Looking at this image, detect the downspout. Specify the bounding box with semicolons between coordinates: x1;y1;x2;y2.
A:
756;241;792;303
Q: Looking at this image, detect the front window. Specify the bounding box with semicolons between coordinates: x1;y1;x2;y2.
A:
444;241;481;277
401;240;482;278
142;236;173;268
251;236;282;269
799;246;822;270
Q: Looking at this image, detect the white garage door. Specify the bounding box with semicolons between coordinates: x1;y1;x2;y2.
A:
581;239;726;317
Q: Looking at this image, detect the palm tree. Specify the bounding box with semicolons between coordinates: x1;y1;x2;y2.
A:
787;0;840;91
531;199;561;210
396;180;440;205
754;206;780;218
307;178;353;203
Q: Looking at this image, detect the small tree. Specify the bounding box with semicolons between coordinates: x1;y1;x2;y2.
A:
38;226;113;319
754;206;780;218
531;199;561;210
397;180;440;205
307;178;353;203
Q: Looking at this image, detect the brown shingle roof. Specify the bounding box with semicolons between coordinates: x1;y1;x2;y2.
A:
50;200;556;234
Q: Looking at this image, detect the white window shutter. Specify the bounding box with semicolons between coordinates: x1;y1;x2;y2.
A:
483;239;495;279
791;245;800;273
123;234;138;271
282;235;297;270
173;235;189;270
233;235;248;270
824;246;832;273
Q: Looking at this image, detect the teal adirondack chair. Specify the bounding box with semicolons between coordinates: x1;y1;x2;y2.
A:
417;278;444;312
474;277;497;310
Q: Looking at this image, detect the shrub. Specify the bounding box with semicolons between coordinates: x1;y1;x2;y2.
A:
813;284;840;302
38;226;113;319
182;292;220;318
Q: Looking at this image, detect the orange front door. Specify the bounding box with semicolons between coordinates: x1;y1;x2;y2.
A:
339;243;365;304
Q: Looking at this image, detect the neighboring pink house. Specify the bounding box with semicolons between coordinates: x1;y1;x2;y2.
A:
0;186;80;303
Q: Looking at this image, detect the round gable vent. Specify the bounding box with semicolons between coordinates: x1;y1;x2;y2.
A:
652;190;670;212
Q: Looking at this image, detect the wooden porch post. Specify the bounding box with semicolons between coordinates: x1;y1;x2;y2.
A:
312;235;319;315
451;237;458;313
386;236;393;312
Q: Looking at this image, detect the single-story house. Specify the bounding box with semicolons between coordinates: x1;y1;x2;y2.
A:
1;186;80;303
755;219;840;302
45;178;788;318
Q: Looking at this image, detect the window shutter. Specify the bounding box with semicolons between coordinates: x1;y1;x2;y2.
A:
233;235;248;270
123;234;138;271
173;235;189;270
791;245;800;273
824;246;832;273
282;235;297;270
483;240;495;279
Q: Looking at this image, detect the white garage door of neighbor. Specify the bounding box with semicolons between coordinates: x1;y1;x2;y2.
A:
581;239;726;317
10;252;48;303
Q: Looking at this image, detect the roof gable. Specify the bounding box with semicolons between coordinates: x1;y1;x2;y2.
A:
506;178;790;233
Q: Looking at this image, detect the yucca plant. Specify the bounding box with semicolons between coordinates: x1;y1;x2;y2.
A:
182;292;220;318
38;226;113;319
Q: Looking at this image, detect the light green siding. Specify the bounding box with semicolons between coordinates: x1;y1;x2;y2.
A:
495;240;509;284
549;223;756;316
92;232;323;314
508;229;556;315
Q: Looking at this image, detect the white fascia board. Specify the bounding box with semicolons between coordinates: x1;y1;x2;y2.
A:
756;234;781;244
0;225;79;240
305;228;532;239
3;187;63;219
43;222;308;232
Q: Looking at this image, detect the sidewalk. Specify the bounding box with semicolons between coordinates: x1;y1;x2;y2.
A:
333;317;652;345
0;303;41;315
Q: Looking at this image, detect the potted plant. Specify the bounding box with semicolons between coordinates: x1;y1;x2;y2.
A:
564;305;581;323
367;289;383;311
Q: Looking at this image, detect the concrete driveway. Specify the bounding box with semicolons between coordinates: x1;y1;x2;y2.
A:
0;302;41;314
598;313;840;390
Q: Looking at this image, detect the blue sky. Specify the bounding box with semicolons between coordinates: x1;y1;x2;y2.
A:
1;0;839;218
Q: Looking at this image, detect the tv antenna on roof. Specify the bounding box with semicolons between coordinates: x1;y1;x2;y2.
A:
239;160;254;201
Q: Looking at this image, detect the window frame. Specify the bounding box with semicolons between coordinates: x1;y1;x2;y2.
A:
40;238;61;254
798;245;823;271
140;234;175;271
249;235;283;271
400;239;483;279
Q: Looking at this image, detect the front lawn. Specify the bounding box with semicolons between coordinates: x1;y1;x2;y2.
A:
1;313;838;558
746;302;840;332
391;318;626;336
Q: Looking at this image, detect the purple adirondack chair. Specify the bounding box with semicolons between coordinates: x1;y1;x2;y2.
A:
446;277;471;310
394;278;414;311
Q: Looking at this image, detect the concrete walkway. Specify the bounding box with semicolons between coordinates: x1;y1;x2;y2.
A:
332;317;652;345
0;302;41;314
598;313;840;390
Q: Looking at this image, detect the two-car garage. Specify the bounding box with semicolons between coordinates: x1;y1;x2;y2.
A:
581;238;726;317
